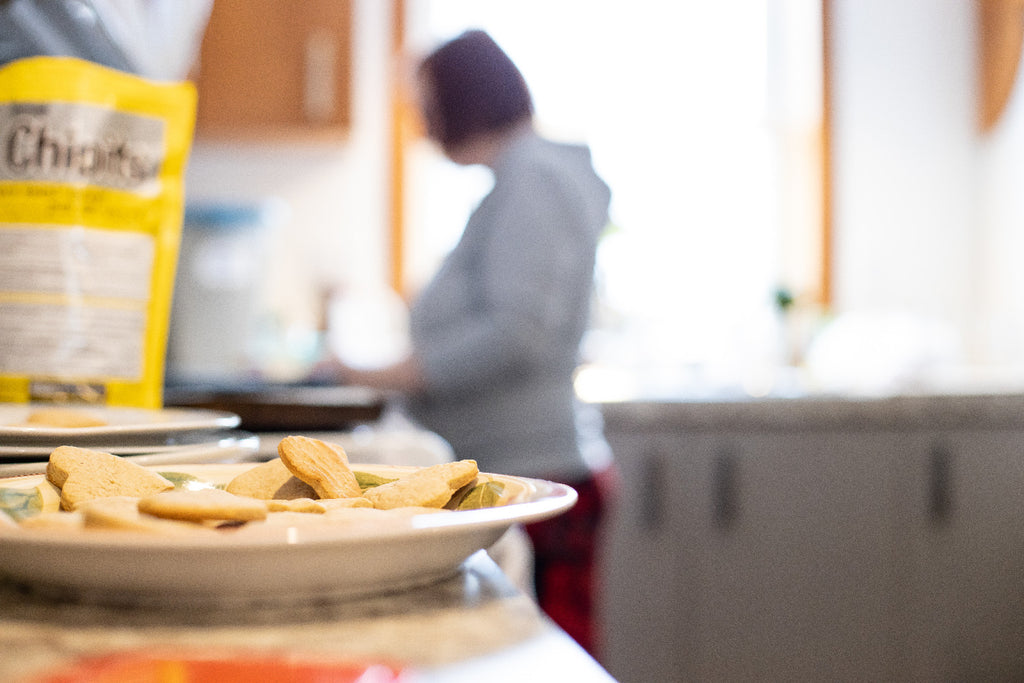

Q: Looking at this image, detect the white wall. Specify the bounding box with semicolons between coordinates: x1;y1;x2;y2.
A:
825;0;1024;382
830;0;977;349
183;0;393;339
978;37;1024;368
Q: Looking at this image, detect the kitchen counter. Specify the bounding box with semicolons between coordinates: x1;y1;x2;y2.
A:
0;551;612;682
597;389;1024;681
599;390;1024;432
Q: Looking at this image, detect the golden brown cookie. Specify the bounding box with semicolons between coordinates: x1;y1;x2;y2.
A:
363;459;479;510
46;445;105;488
277;435;362;499
51;447;174;511
137;488;268;523
78;496;207;535
263;497;326;513
25;407;107;428
225;457;318;500
317;496;374;510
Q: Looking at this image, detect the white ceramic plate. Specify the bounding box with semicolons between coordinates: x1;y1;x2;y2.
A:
0;429;256;460
0;463;576;606
0;403;240;442
0;433;260;478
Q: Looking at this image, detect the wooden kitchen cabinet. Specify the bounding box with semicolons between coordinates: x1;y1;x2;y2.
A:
192;0;352;140
598;398;1024;682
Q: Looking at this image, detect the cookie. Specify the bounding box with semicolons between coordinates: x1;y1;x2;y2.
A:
277;435;362;499
363;459;479;510
46;445;105;488
25;407;107;428
263;497;326;513
317;497;374;510
137;488;268;523
50;447;174;511
225;457;318;500
78;496;206;535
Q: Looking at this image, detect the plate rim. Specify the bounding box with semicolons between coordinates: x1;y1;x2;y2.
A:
0;403;241;441
0;430;257;458
0;435;261;479
0;462;578;550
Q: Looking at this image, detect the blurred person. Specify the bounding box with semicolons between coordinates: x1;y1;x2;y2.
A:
314;29;615;656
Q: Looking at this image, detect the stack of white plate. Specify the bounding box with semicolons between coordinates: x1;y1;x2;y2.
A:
0;402;258;477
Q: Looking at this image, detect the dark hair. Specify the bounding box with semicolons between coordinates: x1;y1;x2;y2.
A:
418;30;533;153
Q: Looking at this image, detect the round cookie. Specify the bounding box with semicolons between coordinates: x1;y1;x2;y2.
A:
138;488;268;523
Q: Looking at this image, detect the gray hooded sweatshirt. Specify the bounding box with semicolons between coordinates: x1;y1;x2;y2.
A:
407;129;612;481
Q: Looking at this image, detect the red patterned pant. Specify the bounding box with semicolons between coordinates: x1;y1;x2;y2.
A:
524;466;616;658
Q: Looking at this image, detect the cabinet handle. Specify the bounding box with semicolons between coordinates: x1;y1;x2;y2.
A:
304;28;337;124
928;443;954;525
638;449;665;532
713;447;738;529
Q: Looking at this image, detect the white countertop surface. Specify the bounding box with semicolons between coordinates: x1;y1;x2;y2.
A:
0;551;613;682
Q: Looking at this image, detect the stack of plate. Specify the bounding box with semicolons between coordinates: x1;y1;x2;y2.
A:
0;402;258;477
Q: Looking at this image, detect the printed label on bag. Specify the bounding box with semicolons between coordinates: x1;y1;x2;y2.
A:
0;57;196;407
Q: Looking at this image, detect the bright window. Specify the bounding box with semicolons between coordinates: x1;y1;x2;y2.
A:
403;1;823;399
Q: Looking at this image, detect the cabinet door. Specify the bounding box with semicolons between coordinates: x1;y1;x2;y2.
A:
900;428;1024;680
600;430;704;682
693;430;901;681
193;0;352;139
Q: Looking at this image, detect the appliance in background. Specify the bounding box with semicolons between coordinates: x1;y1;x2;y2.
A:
165;200;279;387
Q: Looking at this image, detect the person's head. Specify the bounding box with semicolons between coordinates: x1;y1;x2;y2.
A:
417;30;533;162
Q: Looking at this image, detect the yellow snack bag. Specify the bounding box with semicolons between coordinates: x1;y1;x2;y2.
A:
0;57;196;408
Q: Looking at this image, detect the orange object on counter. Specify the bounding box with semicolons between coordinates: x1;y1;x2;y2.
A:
27;650;408;683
